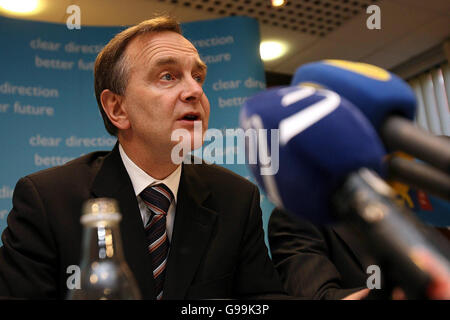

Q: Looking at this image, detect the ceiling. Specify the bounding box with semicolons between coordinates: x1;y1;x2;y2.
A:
158;0;374;37
1;0;449;75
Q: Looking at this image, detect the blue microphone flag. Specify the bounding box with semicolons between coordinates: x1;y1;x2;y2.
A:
241;85;386;224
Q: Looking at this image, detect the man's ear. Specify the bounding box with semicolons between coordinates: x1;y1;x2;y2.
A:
100;89;130;130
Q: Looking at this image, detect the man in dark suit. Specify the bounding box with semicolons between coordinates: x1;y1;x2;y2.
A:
0;16;285;299
269;208;375;300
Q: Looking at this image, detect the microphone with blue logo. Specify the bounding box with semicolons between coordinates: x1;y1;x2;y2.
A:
240;85;385;224
240;84;450;299
291;60;450;200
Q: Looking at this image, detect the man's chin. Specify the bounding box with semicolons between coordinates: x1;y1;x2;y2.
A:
176;137;204;152
169;131;205;165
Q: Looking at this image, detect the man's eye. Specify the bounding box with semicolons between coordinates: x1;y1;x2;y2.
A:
161;73;174;81
194;75;204;83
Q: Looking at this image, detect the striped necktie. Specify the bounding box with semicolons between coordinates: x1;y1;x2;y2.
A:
140;183;173;300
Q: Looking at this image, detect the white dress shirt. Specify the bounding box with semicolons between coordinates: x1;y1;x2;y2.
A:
118;144;181;242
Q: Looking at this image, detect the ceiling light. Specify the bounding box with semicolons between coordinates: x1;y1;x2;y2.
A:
260;41;287;61
271;0;286;7
0;0;40;14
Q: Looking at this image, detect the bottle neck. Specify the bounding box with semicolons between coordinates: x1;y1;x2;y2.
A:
81;222;125;264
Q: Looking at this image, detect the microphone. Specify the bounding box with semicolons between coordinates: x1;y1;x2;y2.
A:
240;85;450;299
291;60;450;182
240;84;386;225
333;167;450;299
386;155;450;201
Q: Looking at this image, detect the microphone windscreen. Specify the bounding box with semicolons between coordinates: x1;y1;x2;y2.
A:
292;60;417;130
240;85;386;224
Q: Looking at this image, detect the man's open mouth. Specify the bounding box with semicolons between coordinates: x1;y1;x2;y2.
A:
180;113;200;121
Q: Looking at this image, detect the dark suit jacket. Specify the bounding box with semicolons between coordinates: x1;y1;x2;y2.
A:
269;208;377;300
0;144;285;299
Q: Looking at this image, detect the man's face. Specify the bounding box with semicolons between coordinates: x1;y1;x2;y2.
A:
120;31;210;157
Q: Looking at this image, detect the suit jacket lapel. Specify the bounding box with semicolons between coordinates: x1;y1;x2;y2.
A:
90;144;156;299
163;163;218;299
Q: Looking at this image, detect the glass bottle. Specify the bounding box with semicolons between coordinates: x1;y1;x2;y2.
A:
67;198;142;300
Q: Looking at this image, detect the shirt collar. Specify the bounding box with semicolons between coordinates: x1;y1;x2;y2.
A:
118;144;181;203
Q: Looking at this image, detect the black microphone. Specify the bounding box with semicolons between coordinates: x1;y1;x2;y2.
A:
386;155;450;201
380;116;450;174
333;168;450;299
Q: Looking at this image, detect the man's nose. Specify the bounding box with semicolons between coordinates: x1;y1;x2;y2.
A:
180;77;204;103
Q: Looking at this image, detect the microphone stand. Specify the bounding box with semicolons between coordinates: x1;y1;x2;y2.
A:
332;168;450;299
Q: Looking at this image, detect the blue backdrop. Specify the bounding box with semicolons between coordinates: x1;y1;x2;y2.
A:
0;15;275;245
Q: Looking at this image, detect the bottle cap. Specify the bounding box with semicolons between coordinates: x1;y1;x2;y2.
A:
81;198;122;225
